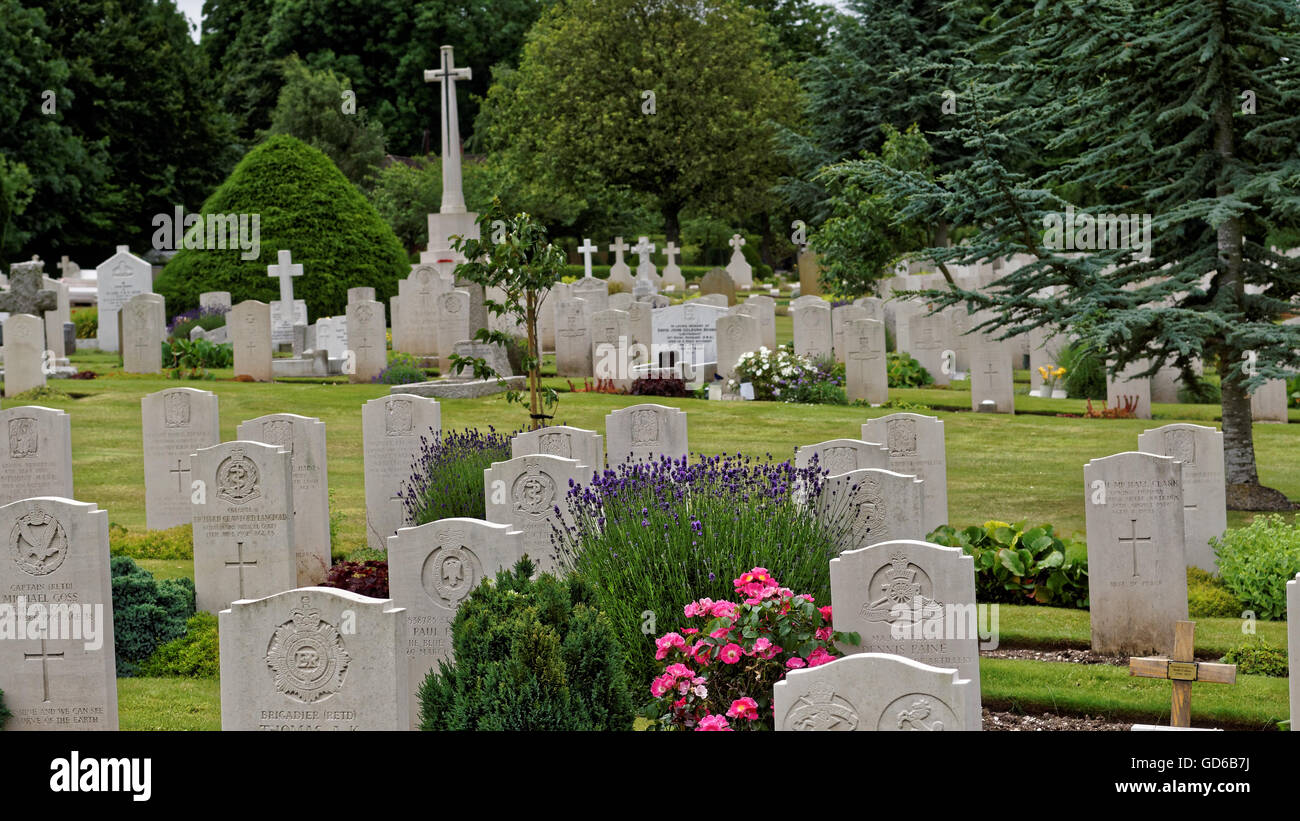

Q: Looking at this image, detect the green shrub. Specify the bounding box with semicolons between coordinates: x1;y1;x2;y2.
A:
109;523;193;560
169;310;226;343
374;363;427;385
1221;637;1288;677
562;455;840;685
928;520;1090;608
111;556;196;677
1058;341;1107;400
418;557;634;731
887;351;933;388
162;338;233;377
405;428;514;525
8;385;70;402
1211;514;1300;620
154;135;408;321
1177;376;1221;405
72;306;98;339
1186;567;1242;618
138;612;219;678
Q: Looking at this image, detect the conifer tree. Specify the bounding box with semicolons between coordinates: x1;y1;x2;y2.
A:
838;0;1300;505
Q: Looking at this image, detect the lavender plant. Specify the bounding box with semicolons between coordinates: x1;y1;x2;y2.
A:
557;453;842;682
401;427;514;526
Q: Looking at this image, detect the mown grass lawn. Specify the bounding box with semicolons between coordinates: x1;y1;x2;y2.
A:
18;341;1297;730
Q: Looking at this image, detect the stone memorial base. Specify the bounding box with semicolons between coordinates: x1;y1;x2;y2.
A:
271;351;346;378
397;375;525;399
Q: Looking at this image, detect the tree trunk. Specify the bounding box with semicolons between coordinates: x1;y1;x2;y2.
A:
526;289;542;431
663;205;680;247
1211;84;1259;486
934;218;949;248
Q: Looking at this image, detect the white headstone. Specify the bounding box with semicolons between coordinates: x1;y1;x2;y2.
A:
795;438;890;476
231;300;273;382
591;308;632;387
347;299;387;383
2;314;46;397
483;454;584;575
818;468;926;554
219;587;408;730
387;518;524;727
200;291;232;313
191;441;297;614
633;236;658;285
363;394;442;551
740;294;777;350
121;293;166;374
1250;379;1290;423
907;311;950;386
652;302;728;367
1107;360;1153;419
511;426;604;472
555;297;592;377
607;237;633;290
41;276;71;358
715;313;760;380
832;304;869;365
862;414;948;534
773;653;973;731
605;403;688;467
844;318;888;405
793;301;833;362
142;388;220;530
0;406;72;506
725;233;753;289
236;414;331;586
0;497;116;731
661;241;686;290
830;538;982;729
1136;424;1226;573
95;246;151;352
969;335;1015;414
1083;451;1188;655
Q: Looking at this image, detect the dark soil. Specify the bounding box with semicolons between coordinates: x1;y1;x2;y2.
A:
1227;483;1298;511
982;647;1128;666
984;709;1131;731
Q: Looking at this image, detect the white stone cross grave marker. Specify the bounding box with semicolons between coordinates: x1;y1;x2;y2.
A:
578;238;598;279
423;45;473;215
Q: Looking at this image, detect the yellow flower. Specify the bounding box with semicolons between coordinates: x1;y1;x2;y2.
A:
1053;366;1067;377
1037;366;1049;379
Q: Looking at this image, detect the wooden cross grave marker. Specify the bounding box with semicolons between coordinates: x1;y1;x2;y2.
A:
1128;620;1236;728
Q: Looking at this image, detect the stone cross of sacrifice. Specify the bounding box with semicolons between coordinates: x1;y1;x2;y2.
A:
267;249;302;307
578;239;598;279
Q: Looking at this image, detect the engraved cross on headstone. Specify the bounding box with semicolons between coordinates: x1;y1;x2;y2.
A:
578;238;598;279
226;541;258;599
170;458;191;492
24;639;65;702
1117;518;1153;577
982;360;1000;391
0;263;58;319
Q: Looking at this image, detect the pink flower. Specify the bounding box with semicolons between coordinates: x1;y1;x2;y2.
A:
692;683;708;699
807;647;835;668
709;600;738;619
696;714;732;731
651;674;674;697
727;697;759;721
691;641;712;667
665;662;693;680
819;605;833;622
753;637;780;660
719;643;744;664
802;594;816;603
815;626;832;641
684;597;715;618
785;656;806;669
710;626;733;640
682;628;700;635
655;632;686;660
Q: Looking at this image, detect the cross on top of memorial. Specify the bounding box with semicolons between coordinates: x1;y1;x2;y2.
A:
0;261;58;317
578;238;598;278
423;45;472;215
633;236;655;259
664;242;679;263
266;249;302;306
610;236;629;259
729;233;745;252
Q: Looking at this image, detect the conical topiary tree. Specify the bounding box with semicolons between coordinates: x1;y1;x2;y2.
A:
154;134;408;320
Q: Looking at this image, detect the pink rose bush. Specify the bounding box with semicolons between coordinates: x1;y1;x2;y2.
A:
642;568;859;731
